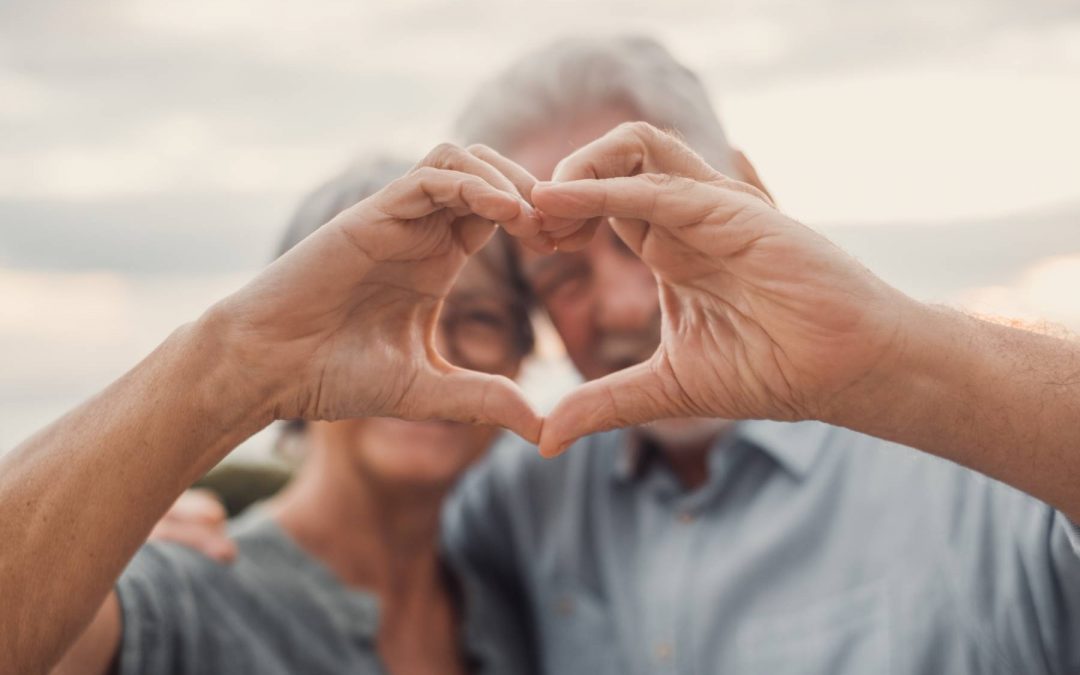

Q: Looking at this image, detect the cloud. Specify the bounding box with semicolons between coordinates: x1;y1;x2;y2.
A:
0;265;248;451
0;267;132;341
0;190;289;274
3;0;1077;200
724;64;1080;224
954;254;1080;331
819;200;1080;302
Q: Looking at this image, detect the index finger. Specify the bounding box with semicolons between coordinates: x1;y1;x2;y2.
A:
375;167;528;227
465;144;556;253
532;173;718;228
415;144;542;240
465;144;537;201
551;121;721;184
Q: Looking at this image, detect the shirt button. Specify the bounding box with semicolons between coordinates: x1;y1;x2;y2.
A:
654;642;674;662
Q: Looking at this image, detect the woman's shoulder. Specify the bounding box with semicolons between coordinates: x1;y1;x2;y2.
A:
115;510;382;674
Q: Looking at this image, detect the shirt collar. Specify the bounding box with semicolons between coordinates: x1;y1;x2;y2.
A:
611;429;655;483
612;420;832;484
734;420;833;479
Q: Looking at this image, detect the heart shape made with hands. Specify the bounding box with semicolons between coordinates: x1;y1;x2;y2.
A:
455;123;904;459
253;124;898;461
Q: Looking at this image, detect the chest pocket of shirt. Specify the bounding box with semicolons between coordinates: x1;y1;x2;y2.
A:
734;581;891;675
535;582;624;675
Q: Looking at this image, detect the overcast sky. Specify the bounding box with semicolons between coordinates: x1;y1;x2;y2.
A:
2;0;1079;454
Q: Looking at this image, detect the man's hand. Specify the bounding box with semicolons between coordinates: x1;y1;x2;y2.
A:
531;123;913;456
212;144;543;442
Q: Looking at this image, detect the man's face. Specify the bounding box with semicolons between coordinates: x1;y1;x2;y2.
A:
507;107;752;453
507;106;662;382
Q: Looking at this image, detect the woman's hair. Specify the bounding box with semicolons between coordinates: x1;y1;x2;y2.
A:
454;34;735;175
275;155;536;444
276;156;414;257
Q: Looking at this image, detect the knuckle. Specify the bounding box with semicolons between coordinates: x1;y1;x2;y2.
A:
642;172;675;186
551;155;572;177
722;179;772;205
424;142;464;167
620;120;655;137
628;121;667;146
465;143;495;157
410;165;441;182
456;172;484;190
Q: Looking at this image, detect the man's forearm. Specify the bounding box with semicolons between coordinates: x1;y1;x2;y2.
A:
831;301;1080;520
0;310;272;674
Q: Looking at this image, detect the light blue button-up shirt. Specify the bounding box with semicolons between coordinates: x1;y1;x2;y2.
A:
443;420;1080;674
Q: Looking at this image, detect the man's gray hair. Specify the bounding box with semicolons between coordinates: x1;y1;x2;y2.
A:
454;35;734;174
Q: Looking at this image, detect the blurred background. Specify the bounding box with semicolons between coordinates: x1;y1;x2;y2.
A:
2;0;1078;458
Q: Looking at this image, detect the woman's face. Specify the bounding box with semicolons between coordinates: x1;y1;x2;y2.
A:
311;251;529;491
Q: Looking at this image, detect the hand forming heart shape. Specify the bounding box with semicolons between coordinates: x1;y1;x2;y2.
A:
528;122;911;456
217;122;910;459
213;143;546;443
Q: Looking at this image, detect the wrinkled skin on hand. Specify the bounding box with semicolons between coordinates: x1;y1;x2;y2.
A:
530;122;911;456
209;130;908;457
212;144;544;443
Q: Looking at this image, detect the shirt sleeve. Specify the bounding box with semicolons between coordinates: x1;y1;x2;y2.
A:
114;541;249;675
1026;508;1080;673
1060;513;1080;559
954;481;1080;674
1047;509;1080;671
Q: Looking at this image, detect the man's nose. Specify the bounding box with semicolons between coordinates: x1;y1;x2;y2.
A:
593;254;658;332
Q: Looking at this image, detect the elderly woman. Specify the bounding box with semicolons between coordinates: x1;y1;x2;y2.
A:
50;155;538;674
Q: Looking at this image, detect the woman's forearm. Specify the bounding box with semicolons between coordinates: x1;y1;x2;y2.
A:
0;153;543;674
0;311;271;674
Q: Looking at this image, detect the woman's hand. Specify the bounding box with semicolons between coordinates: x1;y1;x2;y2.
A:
212;144;544;442
148;490;236;563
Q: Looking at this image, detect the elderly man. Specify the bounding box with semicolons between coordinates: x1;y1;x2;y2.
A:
442;36;1080;673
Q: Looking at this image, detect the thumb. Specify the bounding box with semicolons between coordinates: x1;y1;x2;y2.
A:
539;355;686;458
413;367;543;445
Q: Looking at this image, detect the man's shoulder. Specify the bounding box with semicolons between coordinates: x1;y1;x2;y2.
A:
116;521;371;675
121;512;310;607
807;422;1043;515
123;538;234;588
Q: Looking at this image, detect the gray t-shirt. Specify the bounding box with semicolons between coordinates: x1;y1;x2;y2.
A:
115;510;531;674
